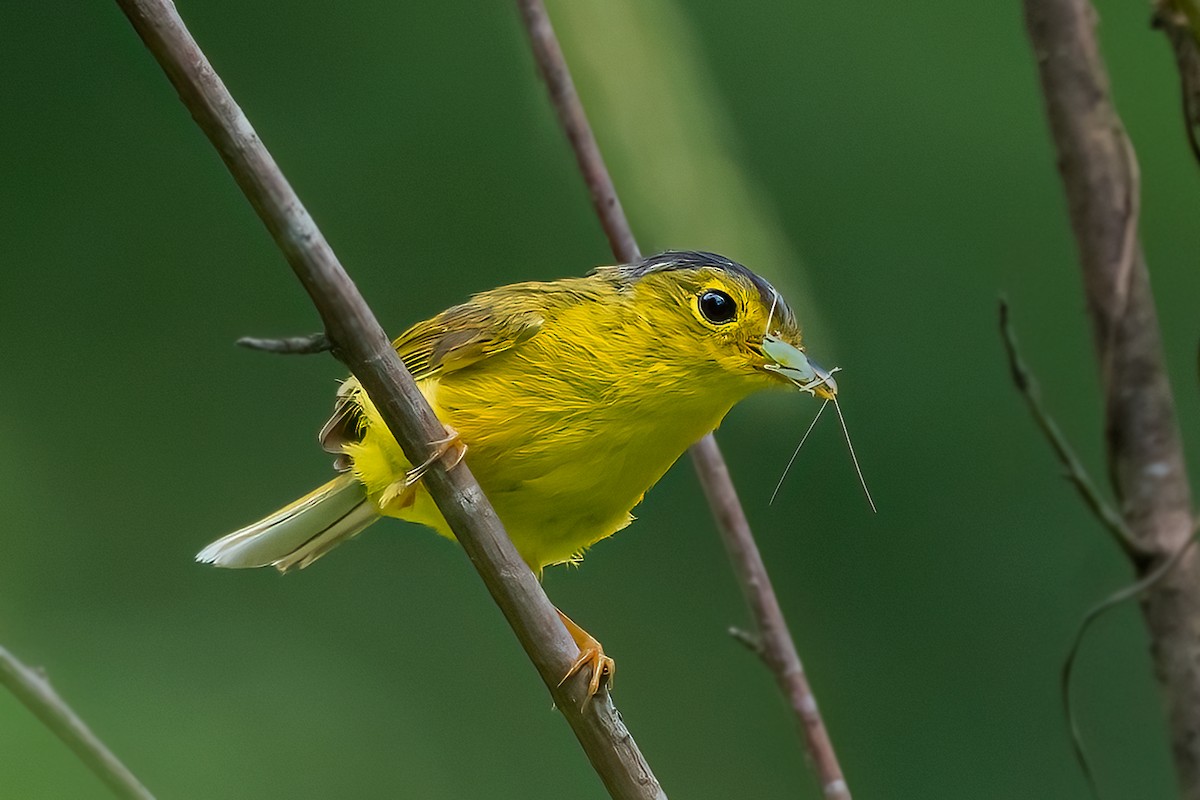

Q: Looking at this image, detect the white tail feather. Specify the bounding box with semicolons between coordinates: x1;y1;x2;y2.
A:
197;476;379;571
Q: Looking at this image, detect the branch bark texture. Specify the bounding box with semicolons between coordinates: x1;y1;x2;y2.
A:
516;2;850;798
0;646;154;800
113;1;663;797
1022;1;1200;794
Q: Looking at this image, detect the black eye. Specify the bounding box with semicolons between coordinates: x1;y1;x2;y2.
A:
698;290;737;324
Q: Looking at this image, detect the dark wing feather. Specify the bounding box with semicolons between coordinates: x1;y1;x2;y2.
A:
318;300;544;462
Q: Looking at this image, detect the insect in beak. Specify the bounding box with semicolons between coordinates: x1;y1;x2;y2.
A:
762;333;876;513
761;334;840;399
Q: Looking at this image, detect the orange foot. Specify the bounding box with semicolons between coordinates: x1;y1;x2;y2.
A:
556;609;615;707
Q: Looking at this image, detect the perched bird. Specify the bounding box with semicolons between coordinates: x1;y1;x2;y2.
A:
197;251;835;698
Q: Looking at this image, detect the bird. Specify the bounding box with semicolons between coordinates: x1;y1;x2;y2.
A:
197;250;835;699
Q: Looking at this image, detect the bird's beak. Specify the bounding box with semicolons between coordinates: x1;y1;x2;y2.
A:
762;334;839;400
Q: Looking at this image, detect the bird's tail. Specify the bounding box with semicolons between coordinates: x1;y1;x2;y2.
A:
197;475;378;572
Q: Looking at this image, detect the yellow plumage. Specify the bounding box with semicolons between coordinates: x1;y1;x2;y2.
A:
346;282;753;567
198;251;830;692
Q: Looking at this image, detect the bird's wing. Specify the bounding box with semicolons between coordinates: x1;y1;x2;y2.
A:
391;302;545;382
318;301;545;460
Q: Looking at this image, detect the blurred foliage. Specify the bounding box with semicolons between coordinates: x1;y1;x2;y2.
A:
1;0;1198;798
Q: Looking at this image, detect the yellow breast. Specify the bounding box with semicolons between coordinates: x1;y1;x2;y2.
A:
344;283;754;571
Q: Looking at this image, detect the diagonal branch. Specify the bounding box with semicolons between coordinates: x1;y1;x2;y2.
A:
691;435;850;800
515;2;850;798
1022;0;1200;795
998;300;1141;557
113;1;664;797
0;645;154;800
517;1;639;264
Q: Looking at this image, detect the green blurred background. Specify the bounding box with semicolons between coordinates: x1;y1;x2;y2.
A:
2;1;1197;797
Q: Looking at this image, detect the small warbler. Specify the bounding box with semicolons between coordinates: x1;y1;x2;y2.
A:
198;251;834;697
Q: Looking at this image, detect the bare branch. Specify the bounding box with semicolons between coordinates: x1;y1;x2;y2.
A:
0;645;154;800
237;332;331;355
113;1;664;796
998;300;1141;556
1022;0;1200;794
516;0;640;264
515;7;850;795
691;436;850;800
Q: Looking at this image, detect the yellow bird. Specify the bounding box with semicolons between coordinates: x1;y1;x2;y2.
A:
198;251;835;697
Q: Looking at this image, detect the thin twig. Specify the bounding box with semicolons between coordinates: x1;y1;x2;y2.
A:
727;626;764;656
1000;298;1166;796
514;5;850;797
998;300;1141;556
237;332;331;355
113;2;664;797
1062;527;1200;797
0;645;154;800
1022;1;1200;795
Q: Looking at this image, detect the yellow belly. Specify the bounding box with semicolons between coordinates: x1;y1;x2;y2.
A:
343;369;736;572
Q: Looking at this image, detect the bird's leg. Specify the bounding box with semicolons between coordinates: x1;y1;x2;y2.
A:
556;609;615;706
405;425;468;486
378;425;467;512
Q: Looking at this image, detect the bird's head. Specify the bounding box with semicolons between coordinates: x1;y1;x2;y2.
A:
595;251;836;401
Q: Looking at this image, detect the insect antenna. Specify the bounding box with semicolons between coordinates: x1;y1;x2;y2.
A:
764;289;779;338
769;399;829;505
831;396;876;513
